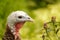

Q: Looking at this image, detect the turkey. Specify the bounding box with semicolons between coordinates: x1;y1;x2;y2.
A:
2;11;34;40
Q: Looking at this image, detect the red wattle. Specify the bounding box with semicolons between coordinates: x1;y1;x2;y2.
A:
15;22;25;32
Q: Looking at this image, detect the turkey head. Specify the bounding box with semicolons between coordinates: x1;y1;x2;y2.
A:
2;11;34;40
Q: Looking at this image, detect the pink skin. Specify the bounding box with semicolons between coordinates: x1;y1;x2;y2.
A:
14;22;25;40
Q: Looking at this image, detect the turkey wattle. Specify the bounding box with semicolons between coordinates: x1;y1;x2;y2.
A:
2;11;34;40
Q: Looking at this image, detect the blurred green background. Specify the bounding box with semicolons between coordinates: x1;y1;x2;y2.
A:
0;0;60;40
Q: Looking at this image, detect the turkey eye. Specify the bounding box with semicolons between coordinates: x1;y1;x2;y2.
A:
18;16;22;18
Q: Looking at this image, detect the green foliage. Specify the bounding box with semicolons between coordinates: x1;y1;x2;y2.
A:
0;0;60;40
28;0;58;10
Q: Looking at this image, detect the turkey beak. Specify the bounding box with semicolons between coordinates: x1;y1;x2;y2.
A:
27;17;34;22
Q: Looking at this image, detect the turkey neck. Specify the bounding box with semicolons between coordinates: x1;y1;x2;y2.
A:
5;22;25;40
14;22;25;40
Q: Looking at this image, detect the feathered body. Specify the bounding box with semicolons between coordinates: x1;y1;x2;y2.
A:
2;11;33;40
2;26;21;40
